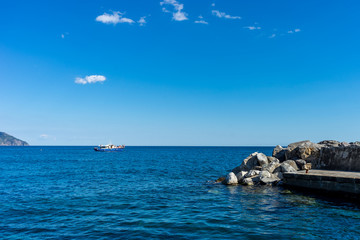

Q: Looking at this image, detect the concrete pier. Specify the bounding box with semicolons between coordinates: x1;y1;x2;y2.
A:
283;170;360;195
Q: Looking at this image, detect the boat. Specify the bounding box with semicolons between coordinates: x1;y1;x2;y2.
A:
94;144;125;152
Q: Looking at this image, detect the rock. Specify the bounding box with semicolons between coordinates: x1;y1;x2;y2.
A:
256;153;268;166
260;176;280;185
285;140;322;162
225;172;238;185
262;158;280;173
304;163;312;170
283;160;299;171
267;156;278;163
274;172;283;180
314;144;360;171
244;170;260;178
318;140;341;147
281;163;297;173
253;166;263;170
232;152;259;173
272;145;286;162
242;177;254;186
295;159;307;170
259;170;272;179
215;176;226;183
235;171;248;182
273;165;282;173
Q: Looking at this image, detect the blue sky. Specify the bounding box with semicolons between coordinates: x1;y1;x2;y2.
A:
1;0;360;146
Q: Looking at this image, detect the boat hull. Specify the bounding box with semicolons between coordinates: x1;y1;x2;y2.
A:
94;148;124;152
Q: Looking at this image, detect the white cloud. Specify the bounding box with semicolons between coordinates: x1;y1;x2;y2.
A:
61;34;65;39
211;3;215;7
75;75;106;85
96;11;135;25
244;26;261;30
195;16;208;24
195;20;208;24
288;28;301;34
269;33;276;38
212;10;241;19
138;16;147;26
160;0;188;21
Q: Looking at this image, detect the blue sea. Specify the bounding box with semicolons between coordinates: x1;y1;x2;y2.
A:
0;146;359;239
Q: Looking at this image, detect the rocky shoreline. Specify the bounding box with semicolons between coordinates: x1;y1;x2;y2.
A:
218;140;360;186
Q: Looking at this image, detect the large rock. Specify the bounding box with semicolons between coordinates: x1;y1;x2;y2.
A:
262;158;280;173
314;144;360;171
295;159;307;170
285;140;322;162
274;172;283;180
259;170;272;179
244;170;260;178
242;177;254;186
281;163;297;173
272;145;286;162
259;170;280;185
318;140;341;147
225;172;238;185
232;152;259;173
235;171;248;182
256;153;268;166
283;160;299;171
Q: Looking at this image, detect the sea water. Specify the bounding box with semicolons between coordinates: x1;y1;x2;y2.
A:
0;146;359;239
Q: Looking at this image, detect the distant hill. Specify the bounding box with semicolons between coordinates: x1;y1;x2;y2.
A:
0;132;29;146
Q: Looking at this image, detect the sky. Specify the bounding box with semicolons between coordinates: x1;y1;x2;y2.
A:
1;0;360;146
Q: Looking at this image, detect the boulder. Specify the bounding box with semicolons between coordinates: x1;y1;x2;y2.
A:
295;159;307;170
273;165;282;173
262;158;280;173
232;152;259;173
285;140;322;162
215;176;226;183
260;176;280;185
313;144;360;170
242;177;254;186
256;153;268;166
267;156;279;163
283;160;299;171
272;145;286;162
259;170;272;179
281;162;297;173
235;171;248;182
318;140;341;147
274;172;283;180
244;170;260;178
225;172;238;185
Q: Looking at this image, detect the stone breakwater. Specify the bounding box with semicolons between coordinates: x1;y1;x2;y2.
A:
219;140;360;186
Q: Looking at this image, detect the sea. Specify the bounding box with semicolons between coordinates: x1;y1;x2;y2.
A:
0;146;359;239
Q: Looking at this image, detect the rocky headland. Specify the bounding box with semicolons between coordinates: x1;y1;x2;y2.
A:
219;140;360;187
0;132;29;146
